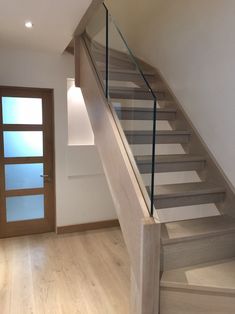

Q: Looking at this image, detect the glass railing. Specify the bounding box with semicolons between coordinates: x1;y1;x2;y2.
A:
84;3;157;216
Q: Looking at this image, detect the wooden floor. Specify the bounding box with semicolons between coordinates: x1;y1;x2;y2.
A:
0;227;130;314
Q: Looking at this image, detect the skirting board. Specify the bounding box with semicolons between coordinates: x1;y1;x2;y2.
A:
57;219;120;234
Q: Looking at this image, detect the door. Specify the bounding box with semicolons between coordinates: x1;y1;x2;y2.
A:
0;86;55;238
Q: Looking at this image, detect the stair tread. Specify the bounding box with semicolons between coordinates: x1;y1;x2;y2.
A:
162;215;235;245
125;130;191;145
116;106;177;121
109;86;162;93
136;154;205;164
153;182;225;199
99;67;156;76
161;258;235;295
116;107;176;113
125;130;191;136
109;86;170;100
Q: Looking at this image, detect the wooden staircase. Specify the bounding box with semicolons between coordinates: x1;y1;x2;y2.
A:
75;18;235;310
89;39;235;313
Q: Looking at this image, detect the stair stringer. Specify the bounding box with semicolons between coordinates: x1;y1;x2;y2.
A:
138;59;235;218
132;54;235;313
77;36;161;314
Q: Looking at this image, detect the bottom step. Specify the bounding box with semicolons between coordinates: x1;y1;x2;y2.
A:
161;215;235;270
160;258;235;314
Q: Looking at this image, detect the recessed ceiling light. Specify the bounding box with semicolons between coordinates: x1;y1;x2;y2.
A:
25;21;33;29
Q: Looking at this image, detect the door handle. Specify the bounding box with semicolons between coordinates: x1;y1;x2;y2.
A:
40;174;51;182
40;174;49;178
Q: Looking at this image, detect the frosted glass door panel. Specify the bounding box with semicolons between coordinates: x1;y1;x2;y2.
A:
4;131;43;157
6;195;44;222
2;97;42;124
5;163;44;190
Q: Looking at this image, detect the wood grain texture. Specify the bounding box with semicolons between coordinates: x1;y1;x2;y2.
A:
154;182;225;209
57;219;120;234
161;258;235;313
160;288;235;314
115;107;176;121
162;215;235;244
140;218;161;314
79;37;160;314
109;87;169;101
99;68;157;83
162;232;235;270
161;258;235;294
125;130;191;145
0;228;130;314
136;154;206;173
0;86;55;238
130;220;161;314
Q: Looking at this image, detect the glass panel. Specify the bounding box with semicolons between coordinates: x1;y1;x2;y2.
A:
2;97;42;124
6;194;44;222
107;16;157;215
84;4;157;215
5;163;44;190
4;131;43;157
111;98;155;201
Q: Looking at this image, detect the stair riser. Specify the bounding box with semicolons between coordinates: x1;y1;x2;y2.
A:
93;52;136;70
126;134;191;145
116;110;176;121
109;91;169;100
100;71;156;83
160;288;235;314
155;192;225;209
138;161;206;173
93;46;131;62
161;232;235;270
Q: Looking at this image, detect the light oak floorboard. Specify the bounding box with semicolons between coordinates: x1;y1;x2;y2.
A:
0;228;130;314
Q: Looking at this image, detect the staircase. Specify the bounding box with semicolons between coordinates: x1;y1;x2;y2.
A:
74;3;235;313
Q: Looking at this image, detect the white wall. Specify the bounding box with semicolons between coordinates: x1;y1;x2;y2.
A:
0;47;116;227
105;0;138;50
67;79;94;146
106;0;235;189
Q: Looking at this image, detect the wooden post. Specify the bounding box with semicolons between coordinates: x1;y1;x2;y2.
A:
131;219;161;314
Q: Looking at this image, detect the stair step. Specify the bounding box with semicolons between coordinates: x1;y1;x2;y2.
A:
152;182;226;209
161;216;235;270
161;257;235;294
99;68;157;82
109;86;170;100
93;45;131;62
160;258;235;314
125;130;191;144
115;107;177;121
93;52;136;70
162;215;235;245
136;154;206;173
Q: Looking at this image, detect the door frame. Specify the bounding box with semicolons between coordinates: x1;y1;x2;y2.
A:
0;86;56;238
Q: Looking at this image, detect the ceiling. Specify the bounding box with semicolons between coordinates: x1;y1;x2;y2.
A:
0;0;92;53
